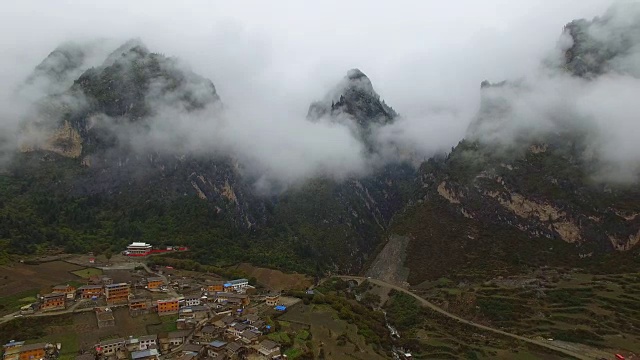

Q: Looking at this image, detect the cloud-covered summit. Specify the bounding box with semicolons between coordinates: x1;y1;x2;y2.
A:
461;2;640;183
307;68;397;130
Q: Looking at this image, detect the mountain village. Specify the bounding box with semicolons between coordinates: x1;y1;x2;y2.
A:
1;244;304;360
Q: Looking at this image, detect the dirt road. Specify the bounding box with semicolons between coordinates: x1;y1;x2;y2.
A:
337;276;595;360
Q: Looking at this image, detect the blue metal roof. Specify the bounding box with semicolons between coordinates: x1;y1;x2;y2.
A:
131;349;159;359
274;305;286;311
209;340;227;348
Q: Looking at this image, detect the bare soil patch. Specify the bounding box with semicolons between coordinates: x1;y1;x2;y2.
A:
365;235;410;287
232;263;312;291
0;261;84;296
70;308;161;351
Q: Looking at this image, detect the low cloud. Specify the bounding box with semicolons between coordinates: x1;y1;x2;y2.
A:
467;2;640;183
4;0;639;187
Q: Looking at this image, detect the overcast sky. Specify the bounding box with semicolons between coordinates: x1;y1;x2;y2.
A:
1;0;631;187
1;1;612;112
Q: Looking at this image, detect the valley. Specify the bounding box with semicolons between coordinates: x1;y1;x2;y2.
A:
2;2;640;360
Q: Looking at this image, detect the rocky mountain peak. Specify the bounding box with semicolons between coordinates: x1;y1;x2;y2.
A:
103;38;150;66
72;39;220;122
563;3;640;78
307;68;397;131
20;41;107;98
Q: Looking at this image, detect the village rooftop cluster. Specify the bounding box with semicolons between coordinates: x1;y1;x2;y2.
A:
3;255;295;360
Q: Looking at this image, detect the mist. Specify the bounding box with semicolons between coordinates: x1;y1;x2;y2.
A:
3;0;637;187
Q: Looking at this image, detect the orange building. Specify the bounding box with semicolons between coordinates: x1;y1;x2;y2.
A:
157;299;179;316
18;343;47;360
51;284;76;300
129;298;149;311
146;277;165;290
205;280;224;293
41;293;66;311
2;341;25;360
78;285;103;299
104;283;130;305
265;294;280;307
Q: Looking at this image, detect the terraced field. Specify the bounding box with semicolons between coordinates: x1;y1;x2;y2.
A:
415;269;640;357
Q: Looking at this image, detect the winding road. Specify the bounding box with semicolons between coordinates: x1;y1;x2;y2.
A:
336;276;597;360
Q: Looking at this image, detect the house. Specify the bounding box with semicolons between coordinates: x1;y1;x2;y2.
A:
206;340;227;358
179;307;194;320
95;307;115;328
205;280;225;293
257;340;280;358
265;294;280;307
101;276;113;285
250;319;266;330
2;341;25;360
129;298;151;316
125;242;153;256
41;292;66;311
130;348;159;360
223;279;249;293
52;284;76;300
181;344;204;359
174;279;191;291
19;303;38;315
243;314;260;324
104;283;130;305
137;335;158;351
226;323;250;338
183;296;201;307
225;342;245;358
78;285;103;299
197;326;218;341
97;338;126;356
146;277;164;290
214;292;250;306
88;275;102;285
157;299;179;316
239;330;260;344
192;305;209;317
17;343;48;360
125;335;157;352
176;318;198;330
159;330;191;351
176;354;196;360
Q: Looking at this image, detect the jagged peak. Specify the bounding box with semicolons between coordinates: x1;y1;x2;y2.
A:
104;38;150;66
562;3;640;78
308;68;396;127
340;68;376;99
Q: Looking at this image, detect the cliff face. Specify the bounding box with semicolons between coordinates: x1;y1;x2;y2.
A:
390;9;640;284
6;5;640;278
563;2;640;78
6;43;416;273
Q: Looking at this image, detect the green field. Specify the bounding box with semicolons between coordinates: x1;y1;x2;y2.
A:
147;314;178;333
29;332;79;360
0;289;39;315
71;268;103;279
416;269;640;356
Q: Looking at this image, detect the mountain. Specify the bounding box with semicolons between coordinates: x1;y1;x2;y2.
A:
386;9;640;286
1;44;416;274
563;2;640;78
308;69;397;150
3;5;640;282
20;41;108;98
